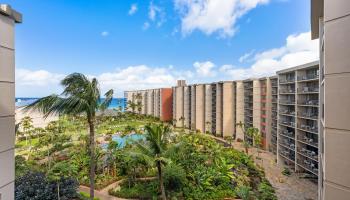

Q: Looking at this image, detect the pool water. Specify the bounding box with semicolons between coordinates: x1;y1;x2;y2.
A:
101;134;144;149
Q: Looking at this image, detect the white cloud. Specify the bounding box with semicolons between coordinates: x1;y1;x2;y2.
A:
16;69;64;86
193;61;216;77
101;31;109;37
148;2;166;27
142;22;150;30
16;32;318;97
128;4;138;15
16;65;194;97
222;31;319;80
239;50;255;63
174;0;270;37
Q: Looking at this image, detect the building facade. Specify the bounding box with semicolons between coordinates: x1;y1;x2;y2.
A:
125;62;322;187
311;0;350;199
124;88;173;122
277;61;320;179
0;4;21;200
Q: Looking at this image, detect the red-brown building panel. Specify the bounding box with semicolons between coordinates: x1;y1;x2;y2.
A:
160;88;173;122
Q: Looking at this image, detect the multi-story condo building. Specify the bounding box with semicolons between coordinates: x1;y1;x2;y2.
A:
124;88;173;122
0;4;21;200
311;0;350;199
236;81;245;140
277;61;320;179
270;76;278;154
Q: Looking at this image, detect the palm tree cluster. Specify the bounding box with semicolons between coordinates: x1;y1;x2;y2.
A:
25;73;113;199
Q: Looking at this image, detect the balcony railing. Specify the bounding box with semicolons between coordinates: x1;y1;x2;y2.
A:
298;87;319;93
298;100;319;106
297;74;319;81
280;89;295;94
280;129;295;138
298;124;318;133
279;100;295;105
280;110;295;115
297;147;318;161
280;121;295;128
280;78;295;83
297;135;318;147
279;148;295;161
298;112;318;119
297;158;318;175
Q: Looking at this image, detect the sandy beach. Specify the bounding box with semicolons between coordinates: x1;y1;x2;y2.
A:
15;107;58;128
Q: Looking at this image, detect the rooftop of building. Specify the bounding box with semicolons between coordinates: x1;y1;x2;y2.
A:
311;0;324;39
276;61;319;74
0;4;22;23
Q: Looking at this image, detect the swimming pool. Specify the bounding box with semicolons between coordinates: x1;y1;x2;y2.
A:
101;134;144;149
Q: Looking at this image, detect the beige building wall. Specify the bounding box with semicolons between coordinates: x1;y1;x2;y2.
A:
253;80;261;129
141;91;147;115
183;86;191;128
172;87;176;121
265;78;273;150
215;83;223;136
222;82;235;137
0;5;21;200
146;90;154;116
190;85;196;130
175;86;184;127
154;89;160;118
236;81;245;140
195;84;205;133
311;0;350;199
205;84;212;134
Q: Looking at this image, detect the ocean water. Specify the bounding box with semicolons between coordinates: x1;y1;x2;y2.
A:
15;97;127;111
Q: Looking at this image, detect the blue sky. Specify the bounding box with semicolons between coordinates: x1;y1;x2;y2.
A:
6;0;318;97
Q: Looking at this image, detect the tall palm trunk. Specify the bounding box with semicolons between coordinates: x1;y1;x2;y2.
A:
88;115;96;200
157;161;166;200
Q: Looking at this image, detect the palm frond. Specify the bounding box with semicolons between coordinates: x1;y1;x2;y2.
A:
61;73;90;97
100;89;114;111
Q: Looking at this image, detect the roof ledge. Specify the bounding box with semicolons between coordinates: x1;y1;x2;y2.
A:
0;4;22;23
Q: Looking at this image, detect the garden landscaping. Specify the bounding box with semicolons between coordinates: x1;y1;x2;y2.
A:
15;111;276;200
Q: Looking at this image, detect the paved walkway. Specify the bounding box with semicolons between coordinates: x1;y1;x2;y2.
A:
228;139;318;200
79;177;156;200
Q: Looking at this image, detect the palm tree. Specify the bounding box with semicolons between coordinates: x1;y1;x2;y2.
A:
205;121;211;134
133;124;171;200
20;116;33;146
127;100;137;113
25;73;113;200
136;101;142;114
179;116;185;129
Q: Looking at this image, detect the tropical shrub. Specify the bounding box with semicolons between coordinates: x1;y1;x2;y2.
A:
15;171;78;200
163;164;186;192
109;180;158;199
